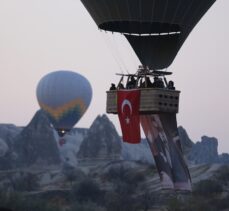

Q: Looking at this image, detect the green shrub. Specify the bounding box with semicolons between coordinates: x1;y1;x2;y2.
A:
105;165;128;183
167;195;218;211
193;179;223;196
128;171;145;185
0;191;61;211
137;190;155;211
72;178;103;203
105;166;145;186
8;173;39;191
63;166;86;187
104;191;137;211
167;197;183;211
214;166;229;185
209;195;229;210
69;201;106;211
183;197;218;211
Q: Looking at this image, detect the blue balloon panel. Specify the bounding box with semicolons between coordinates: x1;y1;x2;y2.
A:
36;70;92;131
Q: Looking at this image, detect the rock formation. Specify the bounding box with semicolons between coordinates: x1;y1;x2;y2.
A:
13;110;61;168
77;114;122;164
187;136;219;164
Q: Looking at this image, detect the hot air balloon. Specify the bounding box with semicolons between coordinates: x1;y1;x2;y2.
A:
81;0;216;70
36;70;92;137
80;0;216;191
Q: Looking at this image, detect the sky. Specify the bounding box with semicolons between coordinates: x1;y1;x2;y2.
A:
0;0;228;153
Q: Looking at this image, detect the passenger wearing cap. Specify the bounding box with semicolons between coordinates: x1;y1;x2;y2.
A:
109;83;116;90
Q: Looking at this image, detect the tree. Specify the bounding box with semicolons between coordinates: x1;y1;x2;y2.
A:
193;179;223;196
72;178;103;203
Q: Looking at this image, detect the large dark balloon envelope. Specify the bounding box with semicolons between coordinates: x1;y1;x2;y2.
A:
36;70;92;137
81;0;216;69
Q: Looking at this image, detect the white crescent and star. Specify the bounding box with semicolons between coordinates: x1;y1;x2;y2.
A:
121;99;133;114
121;99;133;124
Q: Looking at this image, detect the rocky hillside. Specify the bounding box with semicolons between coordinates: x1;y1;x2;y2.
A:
13;110;61;168
122;138;154;164
0;112;228;171
0;124;23;169
0;124;22;145
178;126;228;165
0;160;228;211
0;112;229;210
58;128;88;167
77;114;122;164
178;126;194;155
187;136;219;164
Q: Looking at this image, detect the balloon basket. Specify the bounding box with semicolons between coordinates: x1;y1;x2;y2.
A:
106;88;180;114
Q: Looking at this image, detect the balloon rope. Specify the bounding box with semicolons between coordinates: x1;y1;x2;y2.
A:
101;32;124;74
112;34;129;74
100;0;129;74
139;0;144;66
113;0;130;74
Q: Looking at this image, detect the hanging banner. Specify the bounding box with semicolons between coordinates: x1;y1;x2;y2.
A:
141;115;174;189
159;113;192;191
117;89;141;144
141;114;192;191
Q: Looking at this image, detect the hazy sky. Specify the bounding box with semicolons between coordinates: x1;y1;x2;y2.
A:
0;0;228;153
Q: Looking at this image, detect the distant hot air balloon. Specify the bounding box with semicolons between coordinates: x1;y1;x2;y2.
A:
36;70;92;137
81;0;216;69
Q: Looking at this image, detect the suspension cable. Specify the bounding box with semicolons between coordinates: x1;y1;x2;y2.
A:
112;33;130;74
100;32;124;74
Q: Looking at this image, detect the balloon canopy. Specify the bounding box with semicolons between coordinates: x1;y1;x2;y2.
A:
81;0;216;69
36;70;92;136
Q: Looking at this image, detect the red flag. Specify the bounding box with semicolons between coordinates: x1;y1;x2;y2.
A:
117;89;141;143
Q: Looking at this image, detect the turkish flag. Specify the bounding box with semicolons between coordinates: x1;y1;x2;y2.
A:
117;89;141;143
